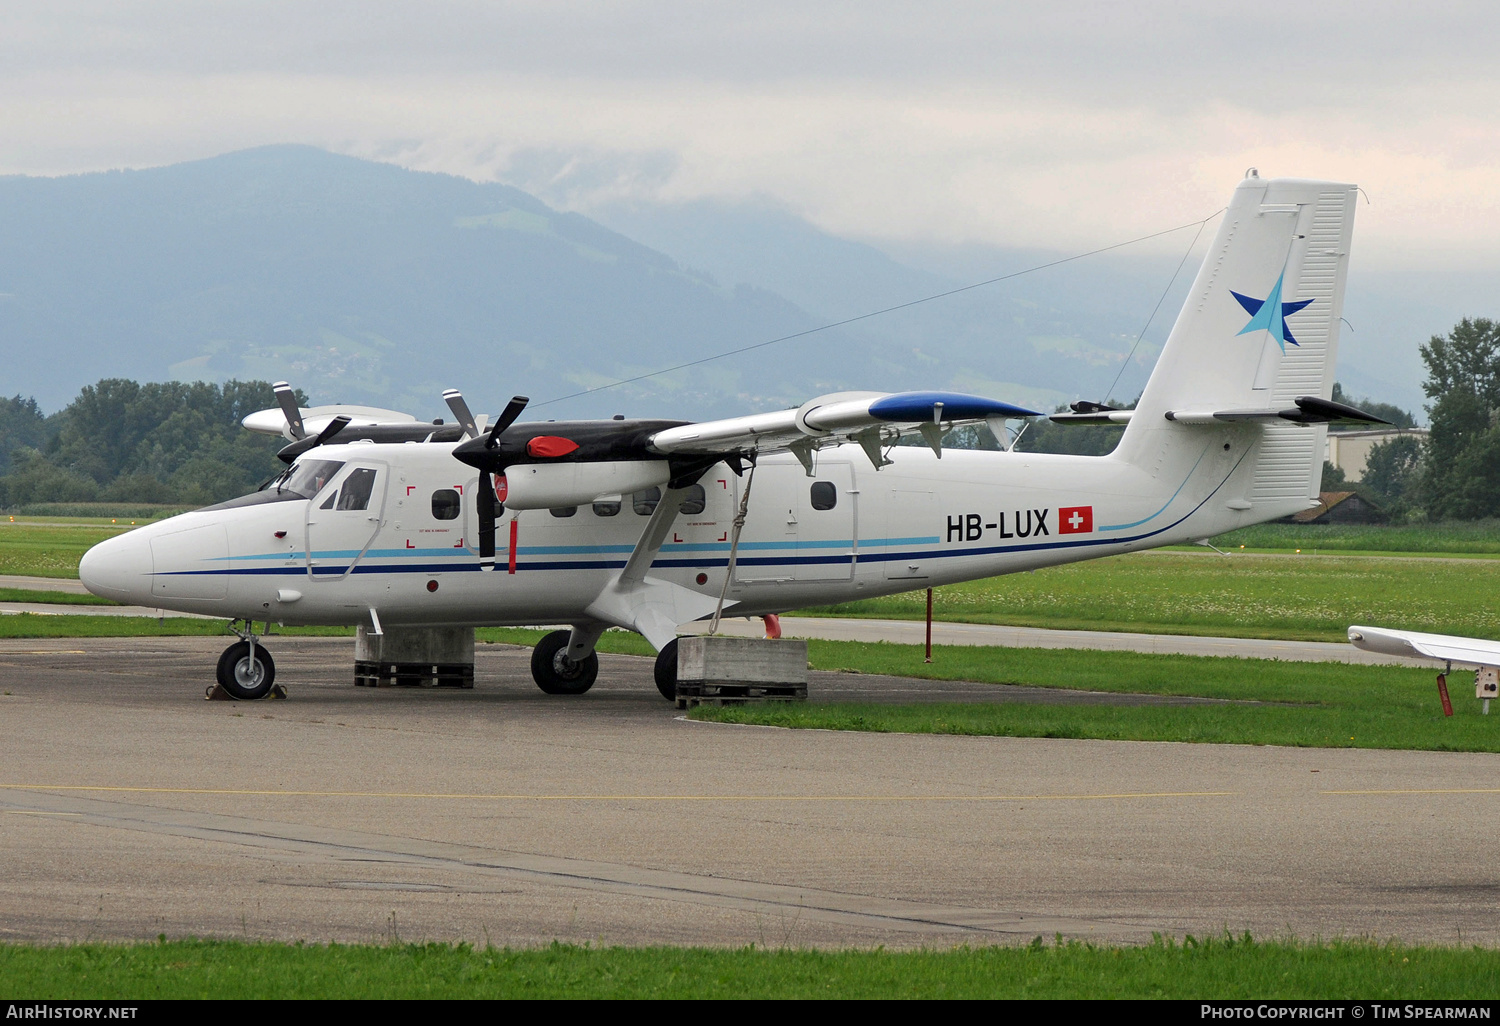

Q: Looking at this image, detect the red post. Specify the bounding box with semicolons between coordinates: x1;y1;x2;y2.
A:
1437;673;1454;717
507;518;518;575
925;587;933;663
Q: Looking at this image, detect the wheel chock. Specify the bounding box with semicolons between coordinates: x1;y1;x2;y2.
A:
204;683;287;701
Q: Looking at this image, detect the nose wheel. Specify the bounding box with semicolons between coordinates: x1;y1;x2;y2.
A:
216;639;277;700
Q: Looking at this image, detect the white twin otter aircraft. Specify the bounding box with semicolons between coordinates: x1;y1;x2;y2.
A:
81;173;1386;701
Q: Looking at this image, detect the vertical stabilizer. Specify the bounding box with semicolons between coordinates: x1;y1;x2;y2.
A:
1116;174;1357;519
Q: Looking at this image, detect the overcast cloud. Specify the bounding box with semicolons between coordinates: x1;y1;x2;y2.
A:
2;2;1497;265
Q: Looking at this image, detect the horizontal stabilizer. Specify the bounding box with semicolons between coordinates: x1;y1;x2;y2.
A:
1350;625;1500;667
1049;410;1134;425
1164;396;1390;427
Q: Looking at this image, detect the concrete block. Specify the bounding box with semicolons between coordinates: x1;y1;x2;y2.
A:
354;626;475;688
675;636;807;707
355;626;475;664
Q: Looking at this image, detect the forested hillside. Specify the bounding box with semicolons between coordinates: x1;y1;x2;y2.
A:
0;380;288;507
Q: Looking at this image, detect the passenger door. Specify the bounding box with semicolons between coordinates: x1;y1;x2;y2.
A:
306;460;388;580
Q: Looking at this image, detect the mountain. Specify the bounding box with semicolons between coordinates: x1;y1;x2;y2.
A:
0;147;1455;423
0;147;867;420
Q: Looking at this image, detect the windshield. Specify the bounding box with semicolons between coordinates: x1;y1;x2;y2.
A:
278;459;345;499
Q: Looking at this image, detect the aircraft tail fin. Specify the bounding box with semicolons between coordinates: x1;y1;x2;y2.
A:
1116;173;1358;521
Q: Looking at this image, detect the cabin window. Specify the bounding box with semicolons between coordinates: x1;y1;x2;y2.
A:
431;489;461;521
320;491;337;509
283;459;344;500
550;506;577;518
592;500;621;517
336;468;378;511
633;487;661;516
680;484;706;516
810;481;837;510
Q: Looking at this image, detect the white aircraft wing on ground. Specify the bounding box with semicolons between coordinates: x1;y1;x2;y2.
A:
1348;625;1500;667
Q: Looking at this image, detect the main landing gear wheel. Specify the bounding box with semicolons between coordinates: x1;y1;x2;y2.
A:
216;640;276;700
531;630;598;695
653;638;678;702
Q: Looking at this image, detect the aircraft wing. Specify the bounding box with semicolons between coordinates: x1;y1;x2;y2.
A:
649;390;1041;468
1348;625;1500;666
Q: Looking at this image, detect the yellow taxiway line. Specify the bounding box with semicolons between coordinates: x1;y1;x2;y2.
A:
0;783;1236;803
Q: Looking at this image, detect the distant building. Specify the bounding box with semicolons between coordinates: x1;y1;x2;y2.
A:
1285;490;1388;525
1325;428;1427;483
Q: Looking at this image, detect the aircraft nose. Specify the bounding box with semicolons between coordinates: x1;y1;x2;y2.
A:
79;533;153;603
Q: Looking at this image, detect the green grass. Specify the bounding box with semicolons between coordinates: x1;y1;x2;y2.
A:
0;588;117;605
0;522;131;578
803;552;1500;642
2;936;1496;999
9;503;189;520
1209;519;1500;555
690;639;1497;752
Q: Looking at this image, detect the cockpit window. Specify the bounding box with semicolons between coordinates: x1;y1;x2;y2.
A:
279;459;344;500
336;468;379;511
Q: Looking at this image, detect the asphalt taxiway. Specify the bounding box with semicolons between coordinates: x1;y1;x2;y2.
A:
1;635;1493;949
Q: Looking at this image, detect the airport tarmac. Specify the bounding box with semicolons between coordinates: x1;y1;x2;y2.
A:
2;635;1495;949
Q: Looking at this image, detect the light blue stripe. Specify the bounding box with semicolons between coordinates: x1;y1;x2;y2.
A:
1098;447;1208;532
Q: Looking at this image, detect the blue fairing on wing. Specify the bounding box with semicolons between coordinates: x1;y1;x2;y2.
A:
868;392;1041;422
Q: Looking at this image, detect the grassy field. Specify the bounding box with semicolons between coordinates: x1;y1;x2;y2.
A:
0;522;132;578
1210;519;1500;555
3;936;1496;999
686;639;1496;752
0;588;116;605
806;552;1500;642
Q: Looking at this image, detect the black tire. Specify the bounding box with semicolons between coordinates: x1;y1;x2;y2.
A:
531;629;598;695
216;641;276;700
653;638;678;702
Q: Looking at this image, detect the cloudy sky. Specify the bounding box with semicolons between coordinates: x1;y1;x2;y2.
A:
4;1;1497;268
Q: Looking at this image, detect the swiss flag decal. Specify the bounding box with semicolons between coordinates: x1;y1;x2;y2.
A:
1058;506;1093;534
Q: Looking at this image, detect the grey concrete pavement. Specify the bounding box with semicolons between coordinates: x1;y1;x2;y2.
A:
0;635;1494;948
0;575;89;593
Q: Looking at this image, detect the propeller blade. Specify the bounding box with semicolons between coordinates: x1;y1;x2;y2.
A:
315;414;351;445
274;381;306;440
442;389;480;439
485;395;530;449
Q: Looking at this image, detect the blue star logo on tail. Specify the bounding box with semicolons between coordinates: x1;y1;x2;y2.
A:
1231;271;1313;351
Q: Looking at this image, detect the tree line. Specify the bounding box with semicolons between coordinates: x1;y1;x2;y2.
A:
0;321;1494;519
0;379;294;509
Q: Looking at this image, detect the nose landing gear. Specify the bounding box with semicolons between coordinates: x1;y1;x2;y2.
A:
212;621;281;700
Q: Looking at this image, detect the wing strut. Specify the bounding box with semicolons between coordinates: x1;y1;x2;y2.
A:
585;473;729;650
708;459;757;634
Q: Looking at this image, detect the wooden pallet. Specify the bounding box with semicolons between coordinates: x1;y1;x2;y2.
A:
675;679;807;709
354;660;474;688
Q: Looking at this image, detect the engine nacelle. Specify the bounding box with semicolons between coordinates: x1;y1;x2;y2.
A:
502;460;671;511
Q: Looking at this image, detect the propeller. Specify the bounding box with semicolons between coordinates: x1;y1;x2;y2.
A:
442;389;480;439
273;381;306;440
273;414;352;464
314;415;351;446
485;396;530;449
